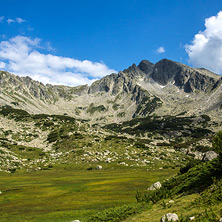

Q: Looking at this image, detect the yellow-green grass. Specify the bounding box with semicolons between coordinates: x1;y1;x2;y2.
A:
124;194;222;222
0;168;177;222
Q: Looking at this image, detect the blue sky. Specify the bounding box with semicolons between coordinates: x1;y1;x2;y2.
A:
1;0;222;86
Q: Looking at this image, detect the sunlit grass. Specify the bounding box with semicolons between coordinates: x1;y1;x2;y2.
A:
0;168;177;222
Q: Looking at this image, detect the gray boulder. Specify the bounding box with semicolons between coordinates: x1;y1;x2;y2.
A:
194;151;204;160
96;165;102;170
147;181;161;190
161;213;179;222
202;151;218;161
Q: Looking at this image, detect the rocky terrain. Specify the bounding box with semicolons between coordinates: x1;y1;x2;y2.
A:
1;59;222;124
0;58;222;173
0;58;222;222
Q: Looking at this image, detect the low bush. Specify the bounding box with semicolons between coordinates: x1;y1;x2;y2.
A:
88;203;149;222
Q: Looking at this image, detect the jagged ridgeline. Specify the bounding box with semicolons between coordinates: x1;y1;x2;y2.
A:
1;58;222;123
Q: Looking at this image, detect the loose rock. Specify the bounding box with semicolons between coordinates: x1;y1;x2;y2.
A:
147;181;161;190
96;165;102;170
202;151;218;161
161;213;179;222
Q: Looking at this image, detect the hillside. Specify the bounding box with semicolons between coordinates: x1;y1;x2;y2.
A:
0;58;222;222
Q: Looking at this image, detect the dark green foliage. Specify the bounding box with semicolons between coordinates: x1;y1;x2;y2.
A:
196;145;210;152
112;103;120;110
0;106;30;120
179;209;220;221
43;121;54;127
88;203;149;222
105;135;127;141
11;101;19;106
201;114;211;122
104;115;212;148
135;141;147;149
47;130;59;143
51;114;76;123
87;104;106;114
117;112;125;117
212;131;222;153
180;159;202;174
137;154;222;204
134;96;162;117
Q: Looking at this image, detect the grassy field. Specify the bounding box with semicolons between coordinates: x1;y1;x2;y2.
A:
0;168;177;222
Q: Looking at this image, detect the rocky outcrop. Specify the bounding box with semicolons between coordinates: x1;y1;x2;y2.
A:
137;60;154;76
150;59;220;92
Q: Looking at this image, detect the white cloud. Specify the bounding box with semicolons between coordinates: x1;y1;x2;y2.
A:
0;61;5;68
0;16;4;22
0;35;116;86
16;17;26;23
6;17;26;24
186;11;222;74
156;46;165;54
7;19;15;24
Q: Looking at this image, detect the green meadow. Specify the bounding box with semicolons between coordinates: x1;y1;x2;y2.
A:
0;168;177;222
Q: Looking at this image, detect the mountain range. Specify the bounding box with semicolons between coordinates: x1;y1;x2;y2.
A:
1;58;222;123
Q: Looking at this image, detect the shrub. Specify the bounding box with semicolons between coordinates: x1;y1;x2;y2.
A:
88;203;149;222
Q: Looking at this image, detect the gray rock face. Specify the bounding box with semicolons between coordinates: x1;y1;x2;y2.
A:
150;59;220;92
137;60;154;76
202;151;218;161
151;59;182;85
147;181;161;190
161;213;179;222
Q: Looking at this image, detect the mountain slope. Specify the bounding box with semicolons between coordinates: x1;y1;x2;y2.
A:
0;58;222;123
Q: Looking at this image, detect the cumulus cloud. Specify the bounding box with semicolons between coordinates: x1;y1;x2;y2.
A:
156;46;165;54
0;36;116;86
186;11;222;74
6;17;26;24
16;17;26;23
7;19;15;24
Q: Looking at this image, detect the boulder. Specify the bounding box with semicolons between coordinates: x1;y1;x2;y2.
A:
161;213;179;222
202;151;218;161
147;181;161;190
96;165;102;170
193;151;204;160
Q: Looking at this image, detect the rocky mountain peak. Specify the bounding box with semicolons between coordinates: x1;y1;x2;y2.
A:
137;59;154;76
150;59;183;85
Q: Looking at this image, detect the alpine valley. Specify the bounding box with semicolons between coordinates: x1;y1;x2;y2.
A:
0;59;222;222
